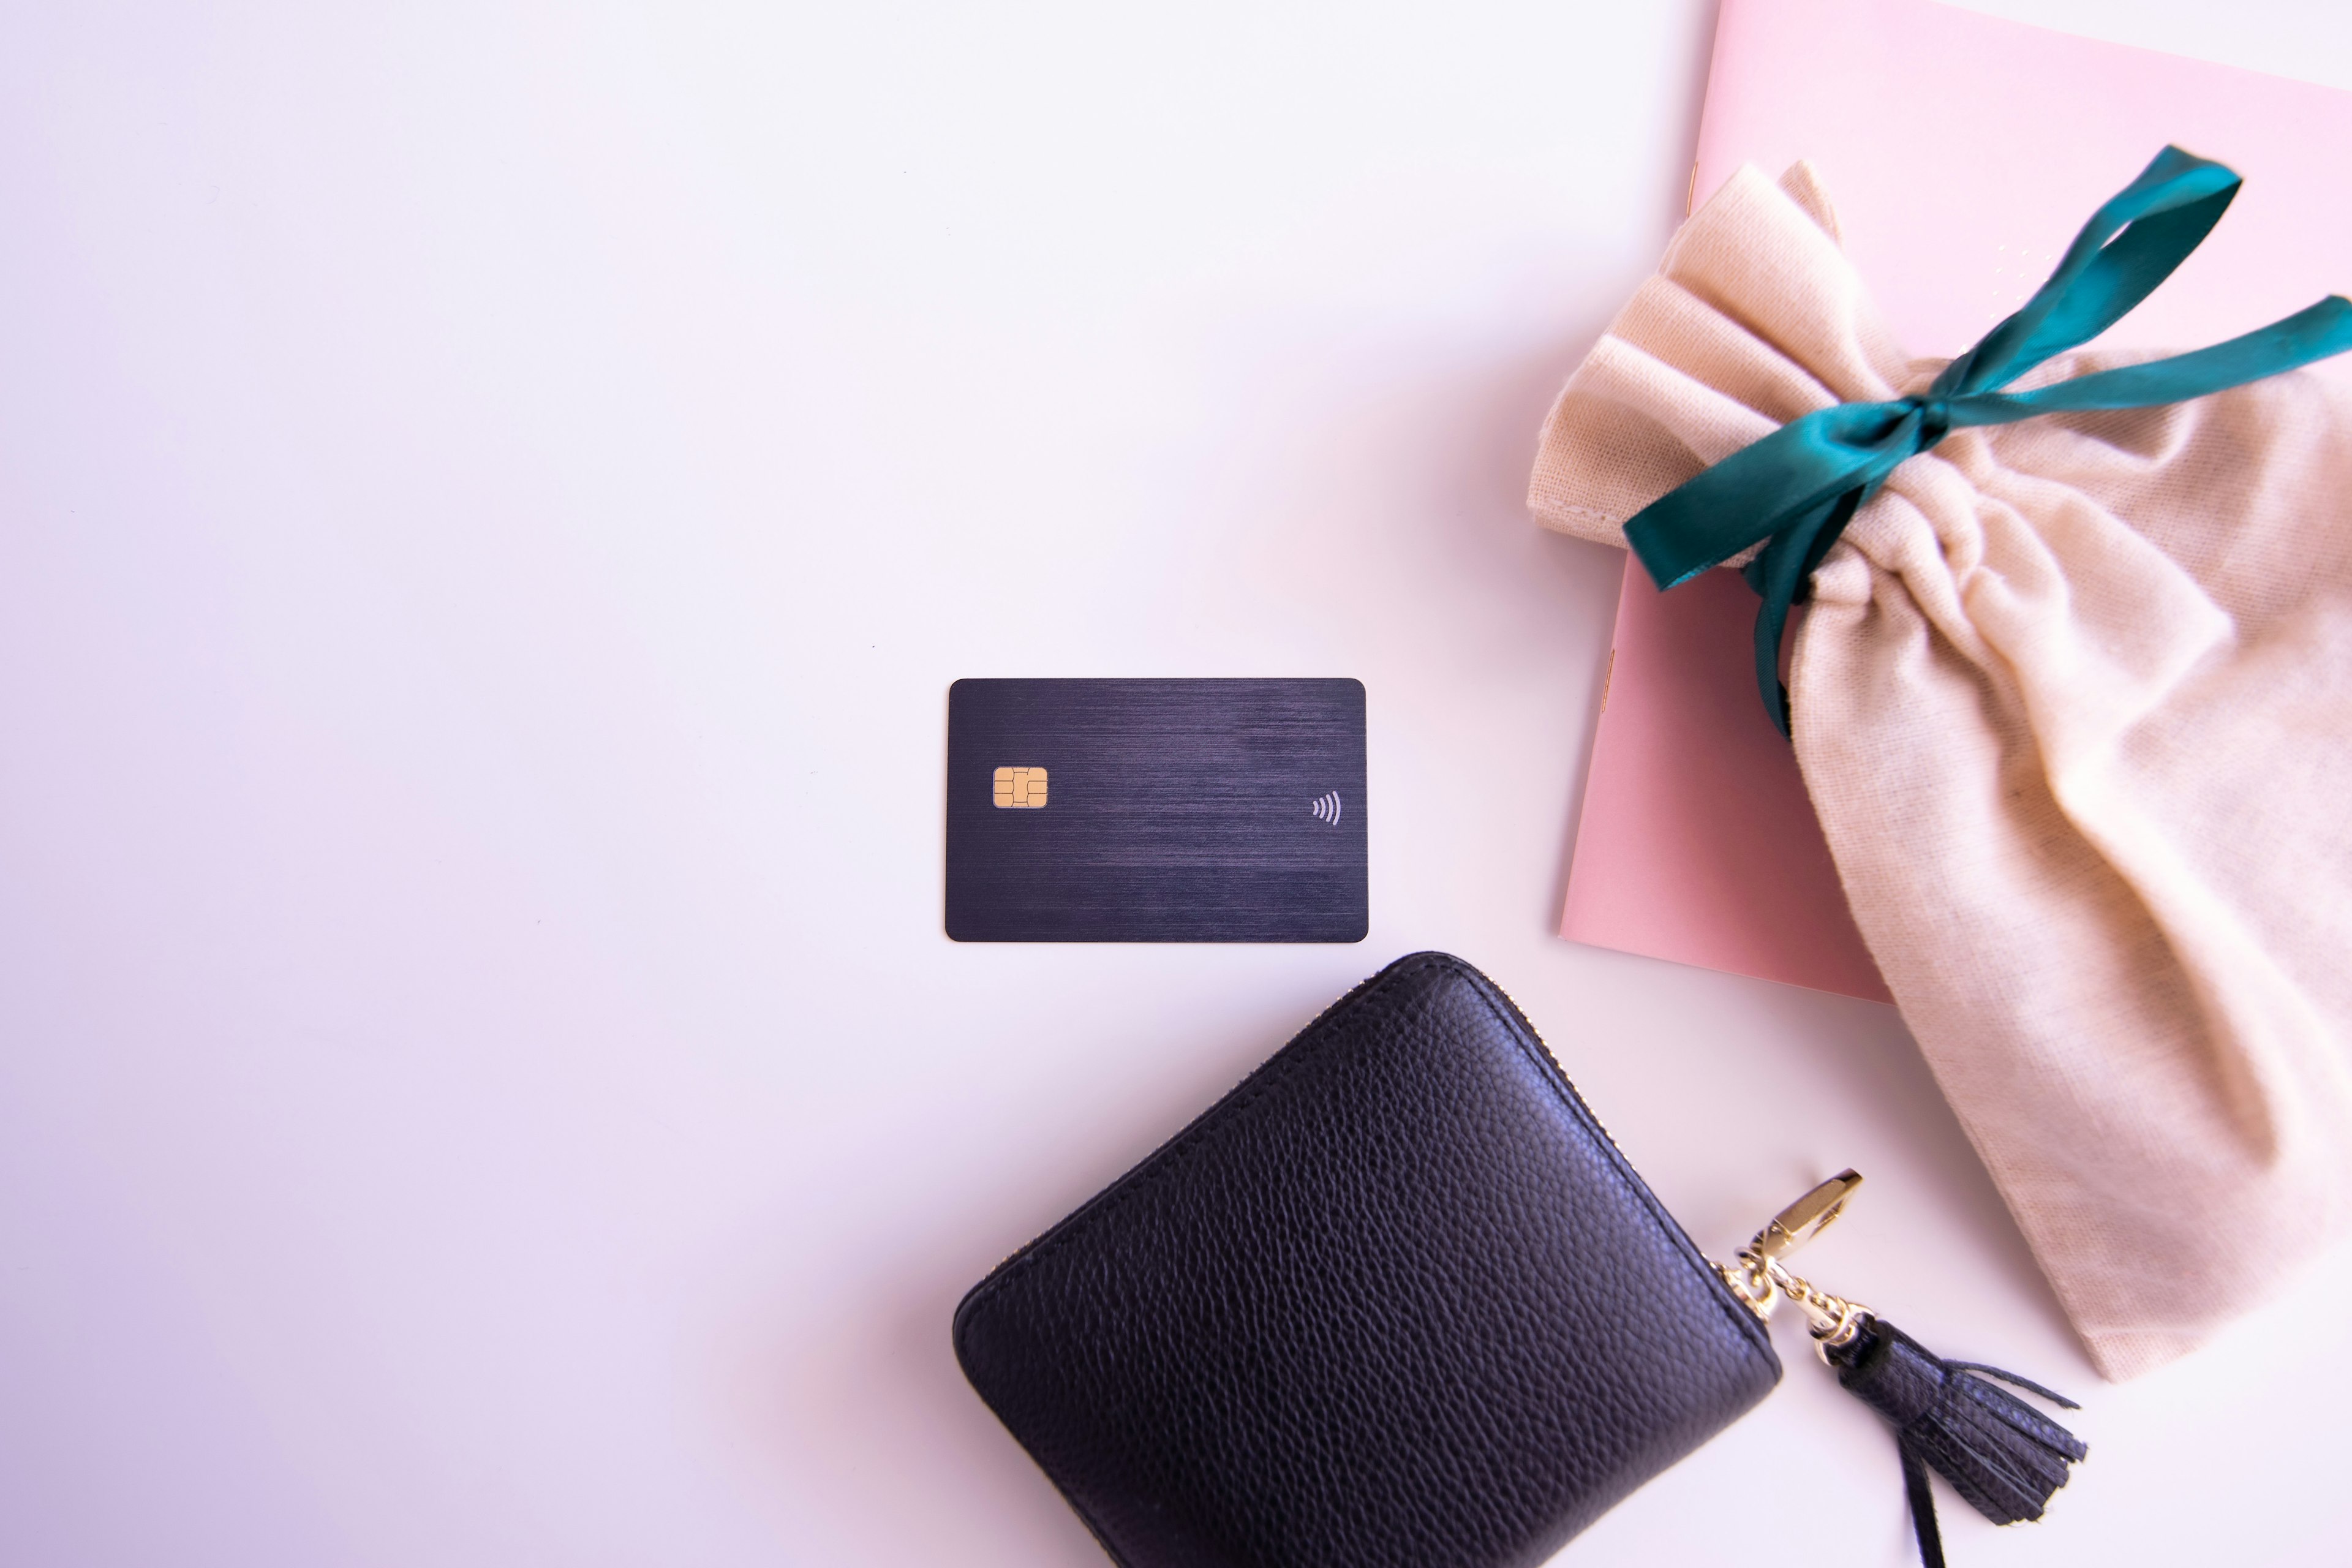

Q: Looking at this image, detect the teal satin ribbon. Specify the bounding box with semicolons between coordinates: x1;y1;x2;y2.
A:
1623;146;2352;736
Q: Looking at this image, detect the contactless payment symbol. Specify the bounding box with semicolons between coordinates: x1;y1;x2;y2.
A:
1310;791;1343;825
993;766;1049;809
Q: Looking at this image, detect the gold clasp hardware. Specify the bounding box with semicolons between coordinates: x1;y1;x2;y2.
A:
1715;1170;1873;1362
1752;1169;1863;1262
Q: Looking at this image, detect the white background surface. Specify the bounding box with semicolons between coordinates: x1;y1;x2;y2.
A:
4;3;2351;1564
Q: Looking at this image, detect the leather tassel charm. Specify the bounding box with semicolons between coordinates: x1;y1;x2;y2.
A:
1822;1315;2087;1568
1716;1172;2088;1568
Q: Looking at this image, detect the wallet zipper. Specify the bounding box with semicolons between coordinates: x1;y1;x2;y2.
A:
978;963;1727;1317
1477;971;1787;1334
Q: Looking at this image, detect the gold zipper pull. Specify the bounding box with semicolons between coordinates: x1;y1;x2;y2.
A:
1717;1167;2086;1561
1714;1170;1872;1358
1752;1169;1863;1262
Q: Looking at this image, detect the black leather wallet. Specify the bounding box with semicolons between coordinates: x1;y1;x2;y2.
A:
954;951;1781;1568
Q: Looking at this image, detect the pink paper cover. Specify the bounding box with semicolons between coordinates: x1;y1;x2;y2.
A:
1564;566;1893;1000
1560;0;2352;1000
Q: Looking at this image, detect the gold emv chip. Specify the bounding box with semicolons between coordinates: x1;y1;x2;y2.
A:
993;766;1049;809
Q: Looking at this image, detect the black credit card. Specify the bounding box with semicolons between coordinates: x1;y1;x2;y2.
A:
945;678;1367;942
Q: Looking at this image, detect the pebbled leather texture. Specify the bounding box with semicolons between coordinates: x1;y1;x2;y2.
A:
954;951;1781;1568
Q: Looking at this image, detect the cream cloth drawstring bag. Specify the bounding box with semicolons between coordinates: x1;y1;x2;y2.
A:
1529;162;2352;1379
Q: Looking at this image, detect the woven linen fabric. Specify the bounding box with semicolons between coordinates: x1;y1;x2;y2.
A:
1528;163;2352;1379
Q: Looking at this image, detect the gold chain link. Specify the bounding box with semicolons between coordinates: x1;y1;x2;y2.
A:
1713;1172;1872;1363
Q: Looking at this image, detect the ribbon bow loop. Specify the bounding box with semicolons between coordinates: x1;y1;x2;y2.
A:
1621;146;2352;735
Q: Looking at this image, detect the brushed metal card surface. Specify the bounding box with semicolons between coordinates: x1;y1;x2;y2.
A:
946;679;1368;942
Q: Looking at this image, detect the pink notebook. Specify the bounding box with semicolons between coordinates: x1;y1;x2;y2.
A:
1559;0;2352;1001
